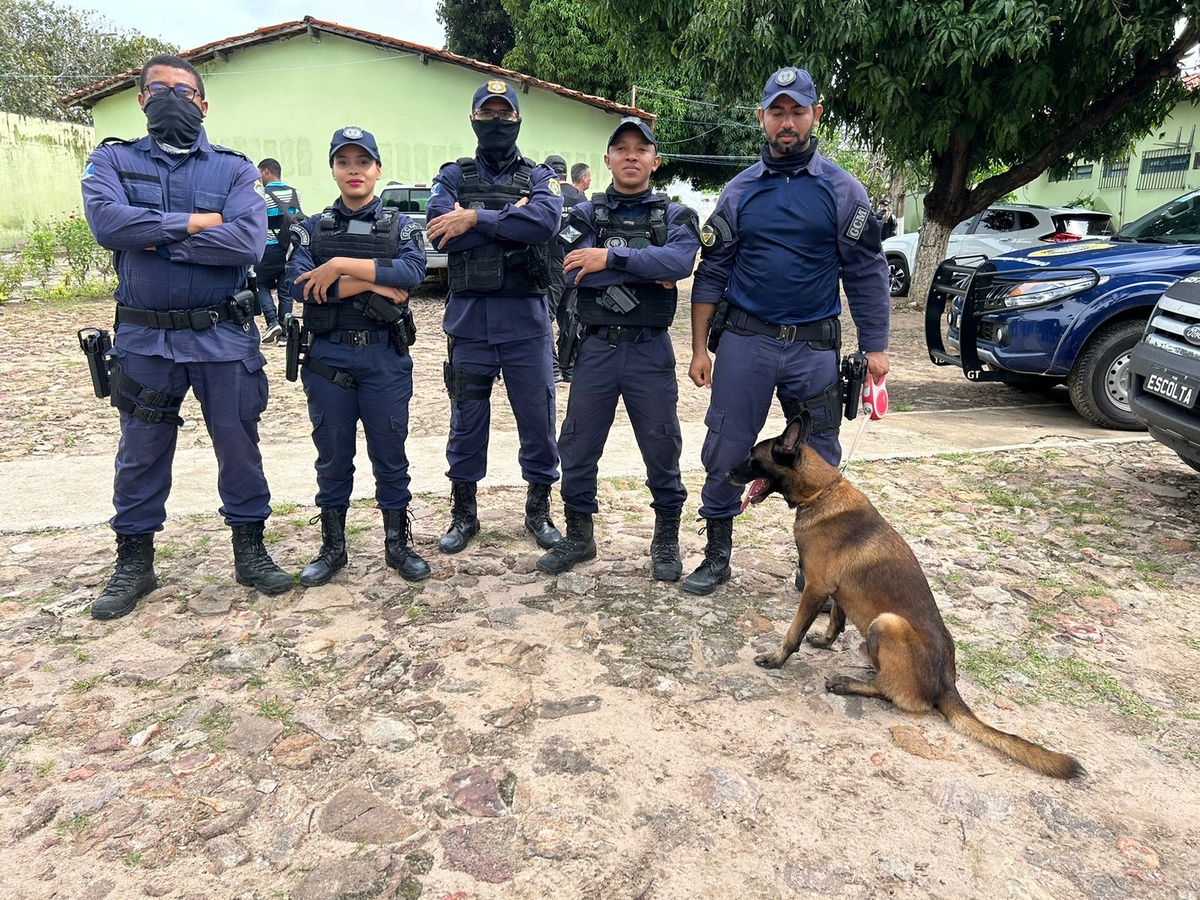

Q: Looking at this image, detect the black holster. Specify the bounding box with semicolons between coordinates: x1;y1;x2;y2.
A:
781;382;843;434
558;305;583;371
389;305;418;357
707;299;730;353
78;327;112;398
443;336;494;401
285;317;306;383
841;351;867;420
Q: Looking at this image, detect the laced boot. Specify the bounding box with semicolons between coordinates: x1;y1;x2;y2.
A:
300;508;347;587
650;510;683;581
91;533;157;620
439;481;480;554
536;510;596;574
524;483;563;549
384;508;432;581
682;517;734;595
231;522;294;594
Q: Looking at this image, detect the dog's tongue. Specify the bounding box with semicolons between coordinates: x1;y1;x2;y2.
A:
739;478;769;512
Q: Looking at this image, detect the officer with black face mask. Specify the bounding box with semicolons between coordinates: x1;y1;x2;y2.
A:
81;54;291;620
426;80;565;558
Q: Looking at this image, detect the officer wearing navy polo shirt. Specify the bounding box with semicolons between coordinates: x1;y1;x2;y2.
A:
81;54;292;620
537;116;699;579
684;66;891;596
286;127;431;586
426;80;564;556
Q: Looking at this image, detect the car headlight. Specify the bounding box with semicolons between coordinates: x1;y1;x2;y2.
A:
976;270;1103;312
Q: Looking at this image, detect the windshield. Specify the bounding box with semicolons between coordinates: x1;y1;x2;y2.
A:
1117;189;1200;242
381;187;432;214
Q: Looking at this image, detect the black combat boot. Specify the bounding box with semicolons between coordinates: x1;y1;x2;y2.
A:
300;508;347;587
91;533;157;620
524;483;563;549
650;510;683;582
682;517;734;595
439;481;480;554
231;522;294;594
384;508;432;582
536;510;596;574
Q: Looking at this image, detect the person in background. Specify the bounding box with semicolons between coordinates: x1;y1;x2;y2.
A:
81;53;292;620
426;80;564;557
536;116;699;579
544;154;585;382
256;157;303;344
285;127;432;586
683;66;890;597
571;162;592;196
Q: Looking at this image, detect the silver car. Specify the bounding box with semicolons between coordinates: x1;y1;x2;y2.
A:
379;182;447;281
884;204;1114;296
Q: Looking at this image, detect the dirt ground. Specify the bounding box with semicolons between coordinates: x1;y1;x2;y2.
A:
0;284;1198;899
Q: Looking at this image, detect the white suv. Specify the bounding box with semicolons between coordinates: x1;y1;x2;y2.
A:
884;203;1113;296
379;182;447;280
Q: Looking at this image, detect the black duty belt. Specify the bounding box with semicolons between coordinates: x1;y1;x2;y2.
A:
584;325;666;345
115;298;253;331
725;306;836;343
322;329;390;346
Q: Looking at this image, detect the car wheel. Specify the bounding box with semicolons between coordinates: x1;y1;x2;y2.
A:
1177;452;1200;474
887;255;910;297
1067;320;1147;430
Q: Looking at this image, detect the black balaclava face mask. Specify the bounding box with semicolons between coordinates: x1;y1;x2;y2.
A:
472;118;521;170
144;92;204;152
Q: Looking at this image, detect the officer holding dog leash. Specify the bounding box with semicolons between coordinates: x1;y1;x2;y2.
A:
684;65;891;597
81;53;292;620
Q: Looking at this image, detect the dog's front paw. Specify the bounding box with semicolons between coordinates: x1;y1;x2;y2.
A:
825;675;852;694
807;635;834;650
754;652;784;670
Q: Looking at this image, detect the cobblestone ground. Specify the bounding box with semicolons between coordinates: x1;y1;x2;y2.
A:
1;288;1199;899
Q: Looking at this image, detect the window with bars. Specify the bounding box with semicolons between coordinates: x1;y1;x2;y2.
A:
1137;149;1189;191
1099;160;1128;190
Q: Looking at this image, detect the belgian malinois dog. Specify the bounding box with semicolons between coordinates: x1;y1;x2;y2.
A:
728;412;1084;779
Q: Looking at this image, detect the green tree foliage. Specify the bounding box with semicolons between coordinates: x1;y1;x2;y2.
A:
437;0;516;65
597;0;1200;297
0;0;175;124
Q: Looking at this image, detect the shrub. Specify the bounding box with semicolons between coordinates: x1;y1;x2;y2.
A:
20;221;56;291
55;215;98;286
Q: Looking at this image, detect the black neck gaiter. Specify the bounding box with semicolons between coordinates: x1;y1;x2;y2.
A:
144;92;204;151
761;136;819;175
606;185;655;206
472;119;521;171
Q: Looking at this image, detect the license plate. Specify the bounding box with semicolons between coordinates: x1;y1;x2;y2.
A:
1144;367;1198;409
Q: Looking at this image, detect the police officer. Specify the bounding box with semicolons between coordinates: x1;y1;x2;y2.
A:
684;66;891;596
81;54;292;620
537;117;699;579
426;80;564;556
285;127;431;586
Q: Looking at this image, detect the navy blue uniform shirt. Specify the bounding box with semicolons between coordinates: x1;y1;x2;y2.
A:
81;129;267;363
693;150;889;352
428;155;563;343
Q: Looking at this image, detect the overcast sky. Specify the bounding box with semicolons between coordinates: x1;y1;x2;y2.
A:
76;1;445;54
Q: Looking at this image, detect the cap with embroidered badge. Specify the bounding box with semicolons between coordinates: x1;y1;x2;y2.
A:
760;67;817;109
329;126;381;164
471;80;520;113
607;116;656;149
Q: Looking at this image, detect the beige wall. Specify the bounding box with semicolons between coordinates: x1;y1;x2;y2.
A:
0;112;95;248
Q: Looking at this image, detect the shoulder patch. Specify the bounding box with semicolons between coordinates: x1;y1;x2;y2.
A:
254;180;268;202
81;161;95;180
547;178;562;197
400;221;420;242
290;222;310;248
431;183;442;197
845;203;871;242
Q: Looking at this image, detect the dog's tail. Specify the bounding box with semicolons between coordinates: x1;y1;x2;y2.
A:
936;687;1085;780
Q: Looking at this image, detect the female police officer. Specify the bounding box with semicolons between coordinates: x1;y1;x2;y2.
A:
286;126;431;586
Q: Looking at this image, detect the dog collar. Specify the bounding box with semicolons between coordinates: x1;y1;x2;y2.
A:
797;473;843;508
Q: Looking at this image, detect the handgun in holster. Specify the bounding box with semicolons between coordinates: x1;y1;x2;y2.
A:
78;327;112;398
285;317;308;382
841;351;867;420
707;298;730;353
597;283;640;315
558;305;583;371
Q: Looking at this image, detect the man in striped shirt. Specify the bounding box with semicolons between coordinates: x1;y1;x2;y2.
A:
257;158;303;344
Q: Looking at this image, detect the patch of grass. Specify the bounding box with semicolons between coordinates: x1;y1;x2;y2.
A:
263;529;284;545
70;673;107;693
982;457;1021;474
198;709;233;734
1182;636;1200;652
984;487;1018;510
272;501;299;516
993;528;1015;544
34;759;54;777
123;851;143;868
75;650;89;662
157;542;176;560
244;673;267;690
956;640;1160;722
56;813;89;837
345;522;370;538
259;697;295;728
893;399;914;413
283;668;320;689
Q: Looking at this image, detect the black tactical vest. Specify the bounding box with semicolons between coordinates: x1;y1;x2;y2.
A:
447;158;551;296
578;193;677;328
303;206;401;334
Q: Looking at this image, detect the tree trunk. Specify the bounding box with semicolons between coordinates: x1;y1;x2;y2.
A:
907;219;955;308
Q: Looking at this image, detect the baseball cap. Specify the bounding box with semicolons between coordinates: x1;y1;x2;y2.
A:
471;80;520;114
607;116;656;149
544;155;568;178
329;126;381;164
760;67;817;109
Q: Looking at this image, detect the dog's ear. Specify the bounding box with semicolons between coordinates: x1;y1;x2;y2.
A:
776;411;811;460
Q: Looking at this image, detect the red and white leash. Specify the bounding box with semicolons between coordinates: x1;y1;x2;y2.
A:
840;373;888;472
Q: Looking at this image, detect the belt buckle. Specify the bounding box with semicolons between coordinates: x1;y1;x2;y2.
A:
606;326;620;347
778;324;798;342
347;330;369;346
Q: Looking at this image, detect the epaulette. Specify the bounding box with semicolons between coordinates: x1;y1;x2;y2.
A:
210;144;251;161
100;136;137;145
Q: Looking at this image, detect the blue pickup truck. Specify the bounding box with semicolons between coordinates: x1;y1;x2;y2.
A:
926;188;1200;429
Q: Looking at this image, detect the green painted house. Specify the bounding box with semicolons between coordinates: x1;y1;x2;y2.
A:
64;17;646;208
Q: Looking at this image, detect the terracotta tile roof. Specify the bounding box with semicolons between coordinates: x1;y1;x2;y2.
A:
61;16;653;121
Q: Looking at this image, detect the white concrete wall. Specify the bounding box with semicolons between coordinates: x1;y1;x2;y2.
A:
0;113;95;249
